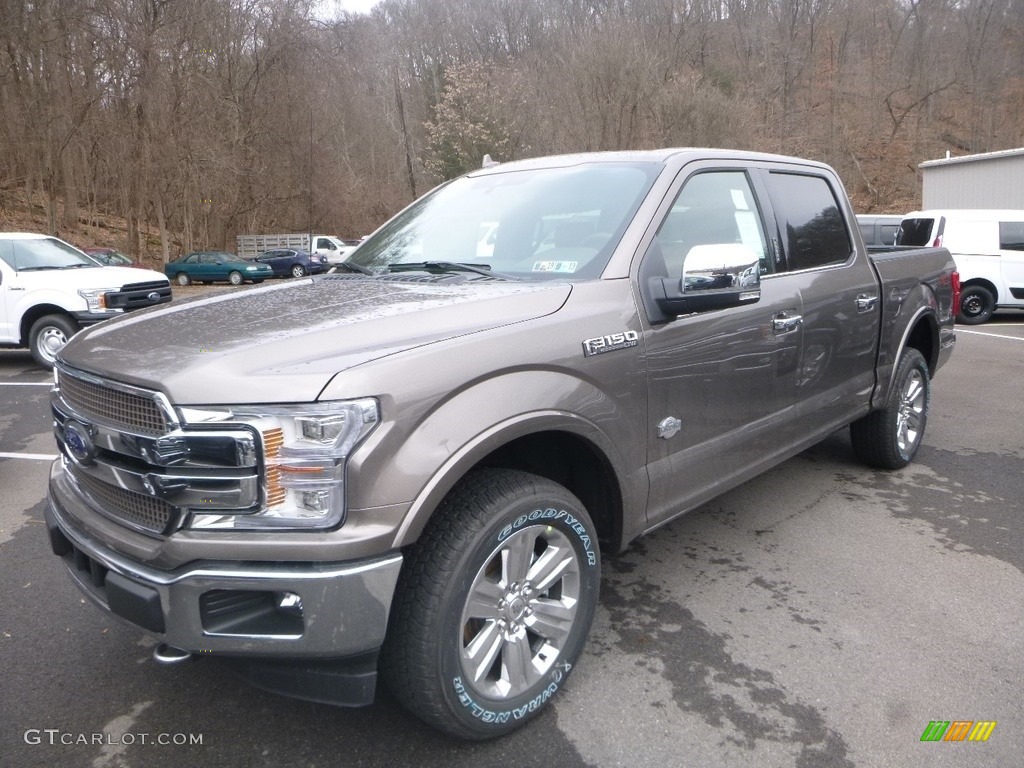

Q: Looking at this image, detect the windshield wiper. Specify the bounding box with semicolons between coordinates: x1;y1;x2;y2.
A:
335;260;374;276
388;261;518;280
18;265;65;271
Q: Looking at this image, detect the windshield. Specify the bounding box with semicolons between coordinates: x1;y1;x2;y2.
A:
348;163;660;281
896;218;937;247
0;237;98;271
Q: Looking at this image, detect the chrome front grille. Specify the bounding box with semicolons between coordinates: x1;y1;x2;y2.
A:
57;367;170;436
69;463;174;535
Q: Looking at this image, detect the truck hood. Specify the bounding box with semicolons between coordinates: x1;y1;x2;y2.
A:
17;265;167;288
59;276;572;404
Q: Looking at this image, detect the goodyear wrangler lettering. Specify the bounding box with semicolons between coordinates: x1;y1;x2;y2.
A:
453;663;572;723
498;509;594;557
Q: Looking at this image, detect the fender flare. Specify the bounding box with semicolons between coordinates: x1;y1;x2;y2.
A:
388;408;631;550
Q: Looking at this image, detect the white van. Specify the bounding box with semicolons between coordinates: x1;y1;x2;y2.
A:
0;233;171;367
897;209;1024;324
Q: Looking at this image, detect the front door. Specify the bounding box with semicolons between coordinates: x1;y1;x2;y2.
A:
998;220;1024;306
641;166;802;527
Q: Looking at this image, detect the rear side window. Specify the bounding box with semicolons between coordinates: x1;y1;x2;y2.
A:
896;218;935;246
999;221;1024;251
765;172;851;270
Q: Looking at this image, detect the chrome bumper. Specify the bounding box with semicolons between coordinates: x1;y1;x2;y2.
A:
46;489;403;659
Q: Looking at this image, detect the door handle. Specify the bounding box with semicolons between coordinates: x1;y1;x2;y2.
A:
772;312;803;334
856;294;878;313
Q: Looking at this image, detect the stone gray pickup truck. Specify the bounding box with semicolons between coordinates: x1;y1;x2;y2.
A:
45;149;957;739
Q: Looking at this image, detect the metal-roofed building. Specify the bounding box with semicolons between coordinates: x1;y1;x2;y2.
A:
920;148;1024;209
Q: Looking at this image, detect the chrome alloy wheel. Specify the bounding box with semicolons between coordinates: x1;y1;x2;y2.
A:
896;368;926;453
459;525;581;699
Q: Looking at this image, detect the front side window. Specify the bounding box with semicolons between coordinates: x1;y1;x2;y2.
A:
999;221;1024;251
653;170;769;281
348;163;660;281
766;172;852;270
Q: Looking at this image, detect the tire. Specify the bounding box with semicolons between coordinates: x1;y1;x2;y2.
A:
382;468;600;740
957;285;995;325
291;264;306;278
850;348;930;469
228;271;243;286
176;272;191;286
29;314;78;369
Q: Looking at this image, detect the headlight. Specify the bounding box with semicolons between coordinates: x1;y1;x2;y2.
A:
245;265;258;271
77;288;118;312
183;399;379;530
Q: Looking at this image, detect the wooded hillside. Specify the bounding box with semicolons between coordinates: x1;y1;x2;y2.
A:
2;0;1022;259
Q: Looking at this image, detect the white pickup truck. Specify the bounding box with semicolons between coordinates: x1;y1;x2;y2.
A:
0;233;171;367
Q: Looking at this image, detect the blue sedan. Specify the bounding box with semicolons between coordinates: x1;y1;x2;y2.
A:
252;249;328;278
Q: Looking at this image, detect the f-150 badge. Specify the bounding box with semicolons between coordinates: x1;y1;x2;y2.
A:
582;330;639;357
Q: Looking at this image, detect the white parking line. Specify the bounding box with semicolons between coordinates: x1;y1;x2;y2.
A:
0;452;58;461
0;382;52;386
957;329;1024;342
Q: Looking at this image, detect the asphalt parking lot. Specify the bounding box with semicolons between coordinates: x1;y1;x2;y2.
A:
1;316;1022;768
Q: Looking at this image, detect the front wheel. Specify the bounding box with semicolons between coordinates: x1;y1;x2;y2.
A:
850;348;930;469
29;314;79;369
228;271;243;286
176;272;191;286
382;469;600;739
957;285;995;325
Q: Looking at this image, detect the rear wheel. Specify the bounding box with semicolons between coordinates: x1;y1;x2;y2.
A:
29;314;78;369
176;272;191;286
382;468;600;739
228;271;243;286
850;348;930;469
957;285;995;325
290;264;306;278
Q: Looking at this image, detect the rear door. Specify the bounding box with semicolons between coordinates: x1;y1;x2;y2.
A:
641;163;803;526
759;167;881;435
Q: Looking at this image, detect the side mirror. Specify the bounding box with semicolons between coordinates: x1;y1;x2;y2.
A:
649;244;761;317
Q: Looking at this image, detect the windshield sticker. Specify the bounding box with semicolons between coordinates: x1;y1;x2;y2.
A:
532;261;578;273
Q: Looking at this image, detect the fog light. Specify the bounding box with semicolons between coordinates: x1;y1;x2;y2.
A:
277;592;303;617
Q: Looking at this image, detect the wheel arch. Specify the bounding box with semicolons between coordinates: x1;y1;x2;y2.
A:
20;304;76;346
960;276;999;304
390;418;626;555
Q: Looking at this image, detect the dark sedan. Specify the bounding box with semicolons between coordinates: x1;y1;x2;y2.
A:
253;248;328;278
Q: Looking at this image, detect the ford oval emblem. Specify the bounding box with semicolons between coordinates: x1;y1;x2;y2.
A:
147;291;161;301
63;420;96;464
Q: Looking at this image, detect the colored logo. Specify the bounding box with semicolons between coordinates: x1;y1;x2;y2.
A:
63;420;96;464
920;720;997;742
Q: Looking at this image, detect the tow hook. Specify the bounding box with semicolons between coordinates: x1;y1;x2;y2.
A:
153;643;194;665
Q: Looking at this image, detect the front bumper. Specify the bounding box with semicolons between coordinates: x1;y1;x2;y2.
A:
71;310;122;327
45;488;403;661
